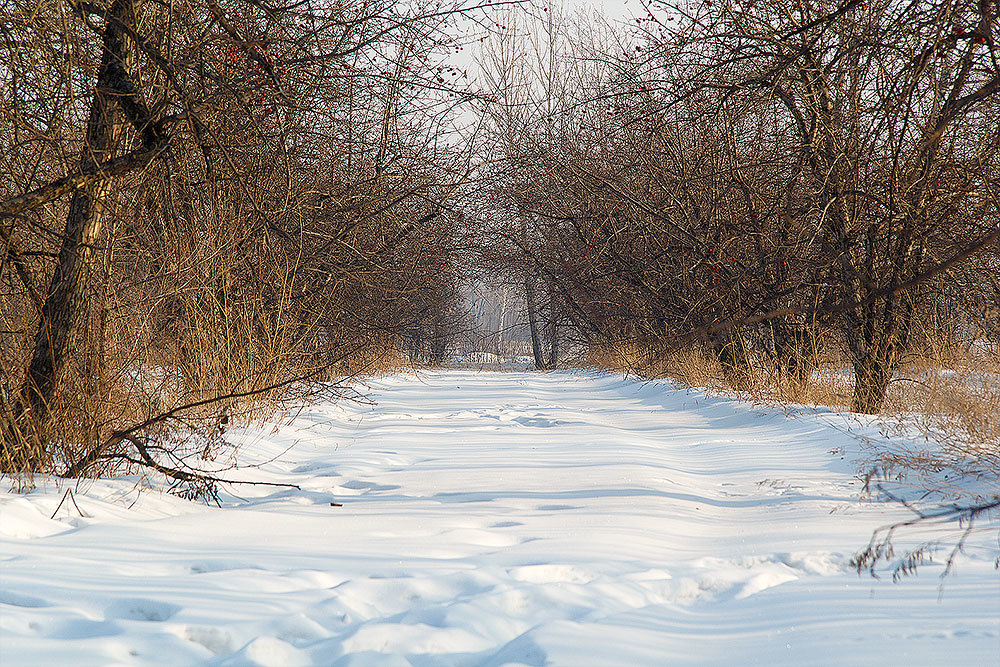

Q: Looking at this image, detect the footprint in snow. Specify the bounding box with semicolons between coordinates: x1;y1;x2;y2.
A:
105;598;181;622
340;480;401;492
513;415;563;428
189;560;265;574
291;461;336;474
185;626;232;654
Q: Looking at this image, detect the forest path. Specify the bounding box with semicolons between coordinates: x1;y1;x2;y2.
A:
1;370;998;665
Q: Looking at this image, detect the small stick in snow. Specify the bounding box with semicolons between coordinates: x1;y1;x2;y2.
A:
50;489;89;520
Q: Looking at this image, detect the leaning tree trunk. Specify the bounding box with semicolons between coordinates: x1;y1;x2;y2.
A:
3;0;133;472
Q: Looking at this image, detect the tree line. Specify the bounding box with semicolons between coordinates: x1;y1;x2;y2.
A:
478;0;999;413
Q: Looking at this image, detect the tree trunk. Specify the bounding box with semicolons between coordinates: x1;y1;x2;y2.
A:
429;318;447;365
772;319;817;386
547;318;558;370
545;290;558;369
714;333;751;389
525;276;547;370
851;348;893;414
4;0;132;471
844;295;907;414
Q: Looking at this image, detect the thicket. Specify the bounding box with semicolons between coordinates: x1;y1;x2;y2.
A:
0;0;477;480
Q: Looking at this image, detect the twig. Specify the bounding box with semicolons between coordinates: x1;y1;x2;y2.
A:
49;488;89;519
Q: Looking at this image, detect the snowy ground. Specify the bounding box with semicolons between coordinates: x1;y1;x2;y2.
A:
1;370;998;666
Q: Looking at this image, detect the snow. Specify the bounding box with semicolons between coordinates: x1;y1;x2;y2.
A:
1;370;998;665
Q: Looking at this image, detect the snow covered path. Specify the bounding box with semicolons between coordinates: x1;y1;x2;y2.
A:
2;370;998;666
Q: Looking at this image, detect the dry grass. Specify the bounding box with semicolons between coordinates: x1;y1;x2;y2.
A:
883;355;1000;476
583;342;725;388
0;288;413;481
